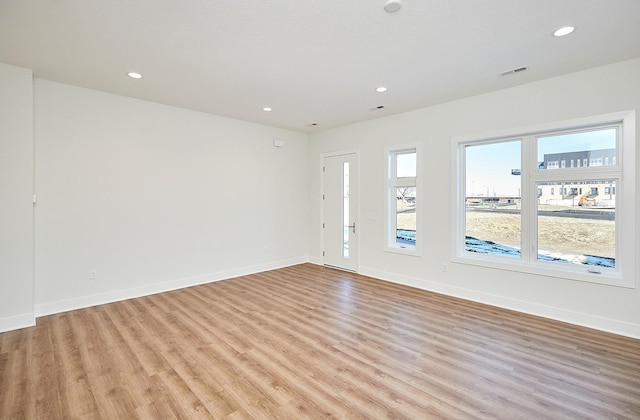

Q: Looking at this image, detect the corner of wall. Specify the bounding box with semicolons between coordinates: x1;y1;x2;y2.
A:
0;313;36;334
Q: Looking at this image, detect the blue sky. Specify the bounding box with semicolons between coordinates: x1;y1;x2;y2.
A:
465;128;616;196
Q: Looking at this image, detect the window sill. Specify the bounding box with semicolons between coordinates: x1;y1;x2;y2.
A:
453;252;634;289
385;245;421;257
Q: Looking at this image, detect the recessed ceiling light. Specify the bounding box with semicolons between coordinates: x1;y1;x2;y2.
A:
553;26;575;37
263;107;272;112
384;0;402;13
127;72;143;79
376;86;388;93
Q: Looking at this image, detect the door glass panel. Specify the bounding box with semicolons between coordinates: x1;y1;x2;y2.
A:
343;162;350;258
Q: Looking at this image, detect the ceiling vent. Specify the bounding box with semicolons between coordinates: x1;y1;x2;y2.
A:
500;66;529;77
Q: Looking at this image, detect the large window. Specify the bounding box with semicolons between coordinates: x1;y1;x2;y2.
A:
386;147;418;254
454;111;636;287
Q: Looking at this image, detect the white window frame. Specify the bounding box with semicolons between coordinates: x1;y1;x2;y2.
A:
452;111;636;288
385;145;421;256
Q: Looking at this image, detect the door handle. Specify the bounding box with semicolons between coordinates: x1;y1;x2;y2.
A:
345;222;356;234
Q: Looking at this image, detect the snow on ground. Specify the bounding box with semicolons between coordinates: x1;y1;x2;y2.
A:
396;229;614;268
465;236;615;268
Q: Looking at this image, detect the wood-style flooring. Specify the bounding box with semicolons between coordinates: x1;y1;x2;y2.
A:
1;263;640;419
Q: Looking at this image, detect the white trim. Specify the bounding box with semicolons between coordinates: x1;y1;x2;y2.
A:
359;265;640;340
319;149;361;159
451;110;635;288
307;255;323;265
35;257;307;317
384;144;421;256
0;312;35;333
385;245;420;256
11;257;640;339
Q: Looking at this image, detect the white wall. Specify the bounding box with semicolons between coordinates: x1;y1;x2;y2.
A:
34;80;309;314
309;58;640;338
0;63;34;332
4;58;639;338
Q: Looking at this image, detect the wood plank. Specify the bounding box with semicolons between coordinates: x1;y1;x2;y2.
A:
1;263;639;418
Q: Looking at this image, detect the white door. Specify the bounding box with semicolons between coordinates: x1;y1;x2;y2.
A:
323;153;359;271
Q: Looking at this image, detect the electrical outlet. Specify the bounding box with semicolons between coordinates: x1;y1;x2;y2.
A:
443;264;448;272
89;269;98;280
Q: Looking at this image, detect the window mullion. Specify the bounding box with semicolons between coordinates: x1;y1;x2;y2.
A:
393;177;416;188
533;167;621;183
520;135;535;263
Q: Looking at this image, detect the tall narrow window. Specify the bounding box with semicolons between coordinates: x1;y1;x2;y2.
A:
386;147;418;254
454;111;635;287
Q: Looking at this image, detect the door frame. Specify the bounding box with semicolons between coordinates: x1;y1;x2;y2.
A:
320;149;360;272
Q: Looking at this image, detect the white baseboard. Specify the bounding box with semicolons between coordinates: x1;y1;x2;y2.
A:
307;255;323;265
35;256;308;317
23;257;640;340
359;265;640;340
0;312;35;333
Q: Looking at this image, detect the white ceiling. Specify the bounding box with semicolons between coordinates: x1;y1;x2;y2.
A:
1;0;639;133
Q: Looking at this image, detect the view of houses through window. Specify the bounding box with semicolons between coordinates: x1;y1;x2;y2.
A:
463;125;618;270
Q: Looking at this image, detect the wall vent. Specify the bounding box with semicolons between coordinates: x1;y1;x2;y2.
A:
500;66;529;76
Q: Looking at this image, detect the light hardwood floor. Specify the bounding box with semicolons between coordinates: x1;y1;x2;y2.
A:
1;263;639;419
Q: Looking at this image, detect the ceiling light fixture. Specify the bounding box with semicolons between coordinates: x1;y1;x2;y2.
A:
384;0;401;13
376;86;388;93
262;107;272;112
127;72;143;79
553;26;575;37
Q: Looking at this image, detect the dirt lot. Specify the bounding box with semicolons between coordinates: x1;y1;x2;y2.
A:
466;210;615;258
397;203;416;231
396;202;614;259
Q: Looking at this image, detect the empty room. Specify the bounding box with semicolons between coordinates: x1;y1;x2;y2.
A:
1;0;640;418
